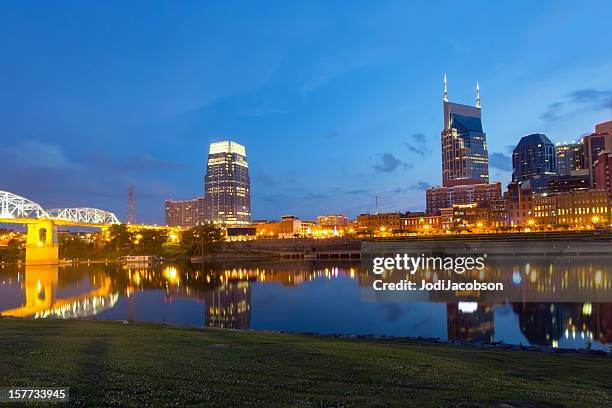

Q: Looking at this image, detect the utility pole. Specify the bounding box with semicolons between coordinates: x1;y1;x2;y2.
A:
127;186;136;224
375;194;379;214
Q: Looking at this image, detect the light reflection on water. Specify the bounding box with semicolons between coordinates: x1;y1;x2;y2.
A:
0;259;610;350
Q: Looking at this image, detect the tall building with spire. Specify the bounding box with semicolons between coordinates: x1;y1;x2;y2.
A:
441;75;489;187
204;141;251;226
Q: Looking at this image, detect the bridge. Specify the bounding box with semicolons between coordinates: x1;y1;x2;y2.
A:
0;190;121;265
0;264;119;318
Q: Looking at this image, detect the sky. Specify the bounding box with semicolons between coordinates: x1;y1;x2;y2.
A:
1;0;611;223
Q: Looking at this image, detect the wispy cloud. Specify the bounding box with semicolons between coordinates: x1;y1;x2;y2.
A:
404;133;431;158
489;152;512;172
393;180;431;194
3;140;74;170
541;88;612;121
372;153;410;173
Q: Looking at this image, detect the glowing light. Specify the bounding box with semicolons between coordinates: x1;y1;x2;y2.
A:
458;302;478;313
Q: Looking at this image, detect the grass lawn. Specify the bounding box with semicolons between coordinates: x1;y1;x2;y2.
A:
0;320;610;407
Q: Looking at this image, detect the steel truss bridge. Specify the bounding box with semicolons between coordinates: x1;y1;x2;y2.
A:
0;190;121;264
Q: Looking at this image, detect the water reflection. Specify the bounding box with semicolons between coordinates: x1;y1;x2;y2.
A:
0;260;610;350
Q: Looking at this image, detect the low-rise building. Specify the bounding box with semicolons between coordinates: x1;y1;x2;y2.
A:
556;190;609;228
505;181;533;227
533;194;557;227
254;216;302;239
357;212;401;233
426;182;502;215
400;212;441;232
316;214;349;228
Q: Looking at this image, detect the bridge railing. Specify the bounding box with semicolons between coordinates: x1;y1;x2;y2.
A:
46;208;121;225
0;190;50;219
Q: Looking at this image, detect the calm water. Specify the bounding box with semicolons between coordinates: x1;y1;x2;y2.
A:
0;259;610;350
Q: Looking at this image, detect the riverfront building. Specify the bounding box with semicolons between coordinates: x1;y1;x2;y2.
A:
425;182;502;215
357;212;401;233
164;197;206;227
204;141;251;226
316;214;350;228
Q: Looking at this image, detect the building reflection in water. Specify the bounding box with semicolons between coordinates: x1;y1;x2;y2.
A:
204;282;251;329
0;258;611;349
447;302;494;343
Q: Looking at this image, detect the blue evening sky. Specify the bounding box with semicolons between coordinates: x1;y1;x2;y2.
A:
1;1;611;223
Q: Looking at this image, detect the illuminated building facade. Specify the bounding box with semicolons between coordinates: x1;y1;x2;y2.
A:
532;194;557;226
426;182;502;215
583;121;612;187
446;204;491;230
512;133;558;193
547;174;590;193
505;181;533;227
593;150;612;195
357;212;401;233
316;214;349;228
164;197;206;227
400;212;441;232
556;189;609;227
253;216;301;239
556;141;585;176
204;141;251;226
441;76;489;187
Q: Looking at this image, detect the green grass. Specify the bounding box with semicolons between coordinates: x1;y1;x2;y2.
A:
0;320;610;407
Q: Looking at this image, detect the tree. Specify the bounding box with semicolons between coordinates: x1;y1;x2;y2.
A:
0;239;23;263
105;224;134;256
180;224;224;256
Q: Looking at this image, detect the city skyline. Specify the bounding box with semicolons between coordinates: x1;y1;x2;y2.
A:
1;2;611;223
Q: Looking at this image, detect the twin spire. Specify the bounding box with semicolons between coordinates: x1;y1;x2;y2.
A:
443;74;481;108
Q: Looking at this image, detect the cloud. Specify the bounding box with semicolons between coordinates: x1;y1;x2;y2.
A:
346;189;368;195
489;152;512;172
253;172;278;187
372;153;410;173
395;181;431;194
403;133;431;158
410;181;432;190
567;89;612;107
259;193;288;203
541;101;564;121
541;88;612;121
410;133;427;143
117;154;185;171
3;140;73;169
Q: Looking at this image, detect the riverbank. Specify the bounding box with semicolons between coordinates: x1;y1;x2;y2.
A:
0;320;609;407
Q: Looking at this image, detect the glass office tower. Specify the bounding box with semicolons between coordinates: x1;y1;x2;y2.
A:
441;78;489;187
204;141;251;226
512;133;558;193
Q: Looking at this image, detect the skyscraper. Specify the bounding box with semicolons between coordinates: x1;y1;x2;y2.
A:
512;133;558;193
204;141;251;226
441;76;489;187
555;141;584;177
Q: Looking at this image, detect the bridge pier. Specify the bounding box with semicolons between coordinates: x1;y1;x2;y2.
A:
25;220;59;265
